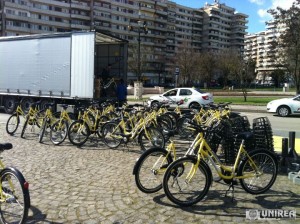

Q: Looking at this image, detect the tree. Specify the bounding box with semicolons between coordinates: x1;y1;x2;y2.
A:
233;56;257;101
174;41;198;86
268;0;300;94
270;69;287;87
196;51;217;89
127;42;152;82
217;49;240;87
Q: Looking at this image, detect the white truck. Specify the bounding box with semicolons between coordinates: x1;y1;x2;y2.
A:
0;31;128;113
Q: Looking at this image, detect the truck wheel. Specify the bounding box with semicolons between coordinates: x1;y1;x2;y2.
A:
41;100;54;110
4;97;17;114
21;98;34;114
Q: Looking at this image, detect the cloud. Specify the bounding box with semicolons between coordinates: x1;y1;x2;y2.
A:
271;0;294;9
249;0;265;5
256;8;272;26
256;0;294;24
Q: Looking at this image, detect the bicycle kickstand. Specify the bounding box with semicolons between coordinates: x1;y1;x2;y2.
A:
122;142;130;152
225;182;235;202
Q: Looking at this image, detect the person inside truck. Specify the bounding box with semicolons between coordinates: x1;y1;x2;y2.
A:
101;64;112;81
116;79;127;106
99;64;112;97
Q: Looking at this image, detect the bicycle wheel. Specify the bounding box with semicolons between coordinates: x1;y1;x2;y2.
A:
163;156;212;207
50;120;68;145
20;117;29;138
0;168;30;224
138;127;165;151
238;149;278;194
133;147;173;193
177;117;195;138
6;114;20;135
68;121;90;146
96;115;109;138
165;112;179;129
102;122;122;148
38;118;47;143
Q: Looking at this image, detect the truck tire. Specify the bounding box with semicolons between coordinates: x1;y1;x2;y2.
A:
4;97;17;114
20;97;34;114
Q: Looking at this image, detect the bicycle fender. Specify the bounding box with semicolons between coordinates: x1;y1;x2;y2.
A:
132;147;170;175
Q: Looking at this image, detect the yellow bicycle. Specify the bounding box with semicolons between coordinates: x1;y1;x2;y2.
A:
101;109;165;151
162;122;278;207
0;143;30;223
6;101;42;136
50;104;75;145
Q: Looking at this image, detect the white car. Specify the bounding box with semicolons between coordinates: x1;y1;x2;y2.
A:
148;88;213;109
267;95;300;117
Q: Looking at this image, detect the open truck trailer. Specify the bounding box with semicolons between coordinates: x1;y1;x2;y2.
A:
0;31;128;113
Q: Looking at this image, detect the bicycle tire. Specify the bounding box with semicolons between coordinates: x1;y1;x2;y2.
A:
165;111;179;129
38;118;47;143
68;120;90;146
138;126;165;151
0;167;30;224
176;117;195;138
50;120;68;145
96;115;109;138
158;115;173;130
238;149;278;194
156;116;172;141
133;147;173;193
102;122;122;148
163;156;212;207
20;116;29;138
6;113;20;135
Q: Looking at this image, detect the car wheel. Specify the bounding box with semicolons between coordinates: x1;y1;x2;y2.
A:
151;101;160;109
277;106;291;117
189;102;200;109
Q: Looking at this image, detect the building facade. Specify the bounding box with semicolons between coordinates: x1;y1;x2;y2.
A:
245;21;283;85
0;0;248;86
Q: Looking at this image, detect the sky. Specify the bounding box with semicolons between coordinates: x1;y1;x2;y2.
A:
172;0;295;34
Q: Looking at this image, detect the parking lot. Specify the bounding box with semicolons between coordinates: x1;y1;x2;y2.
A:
0;115;299;223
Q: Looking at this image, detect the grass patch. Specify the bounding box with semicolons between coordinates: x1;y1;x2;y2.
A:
214;96;285;105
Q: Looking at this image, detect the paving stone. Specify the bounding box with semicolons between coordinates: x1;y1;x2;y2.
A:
0;123;299;224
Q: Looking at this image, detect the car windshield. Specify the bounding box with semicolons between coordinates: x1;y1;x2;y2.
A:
194;88;206;94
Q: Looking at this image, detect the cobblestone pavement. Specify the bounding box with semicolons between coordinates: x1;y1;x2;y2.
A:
0;121;299;224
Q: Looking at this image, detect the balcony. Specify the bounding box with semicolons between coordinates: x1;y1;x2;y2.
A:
31;0;70;8
30;8;71;18
6;25;30;33
70;3;90;11
70;23;90;30
70;13;90;20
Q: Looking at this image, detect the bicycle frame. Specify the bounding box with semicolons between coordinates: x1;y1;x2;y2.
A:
186;137;261;182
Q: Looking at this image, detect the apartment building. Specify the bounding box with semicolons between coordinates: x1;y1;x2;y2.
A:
202;1;247;53
245;21;282;85
0;0;248;85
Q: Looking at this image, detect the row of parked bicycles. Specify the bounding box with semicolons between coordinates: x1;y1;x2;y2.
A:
131;100;278;207
6;100;172;150
5;98;279;212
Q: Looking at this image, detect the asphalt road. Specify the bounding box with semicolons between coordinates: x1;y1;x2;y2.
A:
238;111;300;138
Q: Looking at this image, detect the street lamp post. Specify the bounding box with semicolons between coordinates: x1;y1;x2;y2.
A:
129;20;148;81
128;18;148;99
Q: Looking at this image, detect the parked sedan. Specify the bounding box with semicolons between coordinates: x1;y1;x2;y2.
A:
148;88;213;109
267;95;300;117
